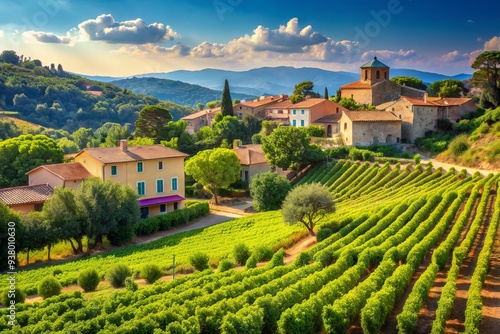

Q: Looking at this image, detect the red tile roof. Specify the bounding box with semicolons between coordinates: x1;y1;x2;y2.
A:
343;111;401;122
238;95;286;108
340;82;372;89
181;107;220;120
313;113;342;123
27;162;92;180
432;98;473;106
402;96;437;106
264;99;294;109
0;184;54;206
233;145;268;166
77;144;189;164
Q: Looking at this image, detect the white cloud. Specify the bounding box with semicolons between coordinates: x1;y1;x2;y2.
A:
78;14;179;44
484;36;500;51
361;49;417;63
22;30;72;44
0;30;4;38
112;43;191;56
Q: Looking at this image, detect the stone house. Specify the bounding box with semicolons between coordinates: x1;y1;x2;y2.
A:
339;111;402;146
232;144;271;184
0;184;54;214
233;95;288;120
181;107;220;135
340;57;426;106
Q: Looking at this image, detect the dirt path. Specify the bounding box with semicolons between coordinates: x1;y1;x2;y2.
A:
444;188;496;333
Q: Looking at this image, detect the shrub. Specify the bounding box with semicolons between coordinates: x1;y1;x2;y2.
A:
253;245;274;262
218;259;234;272
413;154;421;165
189;252;210;271
52;269;63;276
125;277;138;291
246;255;258;269
250;171;291;212
208;257;220;269
316;227;333;242
252;133;262;144
2;287;25;306
141;264;163;284
77;269;100;292
106;264;132;288
38;276;62;299
233;243;251;266
266;248;285;268
449;135;470;157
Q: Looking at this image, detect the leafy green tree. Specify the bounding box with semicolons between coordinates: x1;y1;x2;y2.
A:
250;172;291;211
281;183;335;236
242;113;261;143
196;103;205;111
96;122;131;147
212;115;243;146
128;137;155;146
185;148;241;204
0;119;21;140
19;211;52;264
164;120;188;140
134;105;172;142
43;187;86;254
57;137;79;154
76;178;139;248
221;79;233;117
0;134;64;187
290;81;320;103
206;100;221;109
427;79;468;98
0;50;20;65
390;76;427;90
261;120;279;136
261;126;310;171
0;203;21;271
71;127;95;147
330;96;375;111
472;51;500;107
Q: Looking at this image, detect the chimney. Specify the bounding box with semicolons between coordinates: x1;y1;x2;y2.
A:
120;139;128;151
424;93;428;103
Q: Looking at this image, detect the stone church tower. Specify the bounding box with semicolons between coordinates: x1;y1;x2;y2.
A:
360;57;390;85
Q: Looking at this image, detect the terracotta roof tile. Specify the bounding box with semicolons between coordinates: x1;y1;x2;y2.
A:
340;81;372;89
181;107;220;120
402;96;437;106
288;98;330;108
233;145;268;165
27;162;92;180
77;144;189;164
432;98;473;106
0;184;53;206
264;99;294;109
313;113;342;123
238;95;286;108
343;111;401;122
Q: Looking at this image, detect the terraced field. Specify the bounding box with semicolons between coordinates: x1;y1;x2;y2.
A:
1;160;498;334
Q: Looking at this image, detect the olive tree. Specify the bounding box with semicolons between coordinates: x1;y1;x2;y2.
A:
281;183;335;236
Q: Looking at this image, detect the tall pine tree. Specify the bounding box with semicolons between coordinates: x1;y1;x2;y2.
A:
221;79;233;117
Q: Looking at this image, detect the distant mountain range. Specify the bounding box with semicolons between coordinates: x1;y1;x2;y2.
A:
82;66;472;98
110;77;257;108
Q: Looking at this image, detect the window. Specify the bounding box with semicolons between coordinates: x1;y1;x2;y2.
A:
137;181;146;196
34;203;43;212
171;177;178;191
384;72;387;79
292;120;297;126
376;70;380;79
364;70;368;80
238;113;242;119
174;202;178;210
336;107;339;113
292;110;296;115
159;204;167;214
301;110;304;115
110;165;117;176
158;161;163;170
300;120;305;127
137;162;144;173
344;123;347;130
156;179;164;193
140;207;149;219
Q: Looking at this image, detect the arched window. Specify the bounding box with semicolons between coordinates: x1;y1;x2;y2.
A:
376;70;380;79
364;70;368;80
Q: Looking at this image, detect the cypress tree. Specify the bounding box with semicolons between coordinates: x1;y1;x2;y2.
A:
221;79;233;117
324;87;329;99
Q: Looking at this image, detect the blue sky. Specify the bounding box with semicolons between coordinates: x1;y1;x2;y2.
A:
0;0;498;76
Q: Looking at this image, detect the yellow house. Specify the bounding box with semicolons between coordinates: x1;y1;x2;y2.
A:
27;162;92;190
74;140;188;218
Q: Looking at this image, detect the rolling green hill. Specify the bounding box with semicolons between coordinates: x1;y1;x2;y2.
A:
0;62;195;132
111;77;256;108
